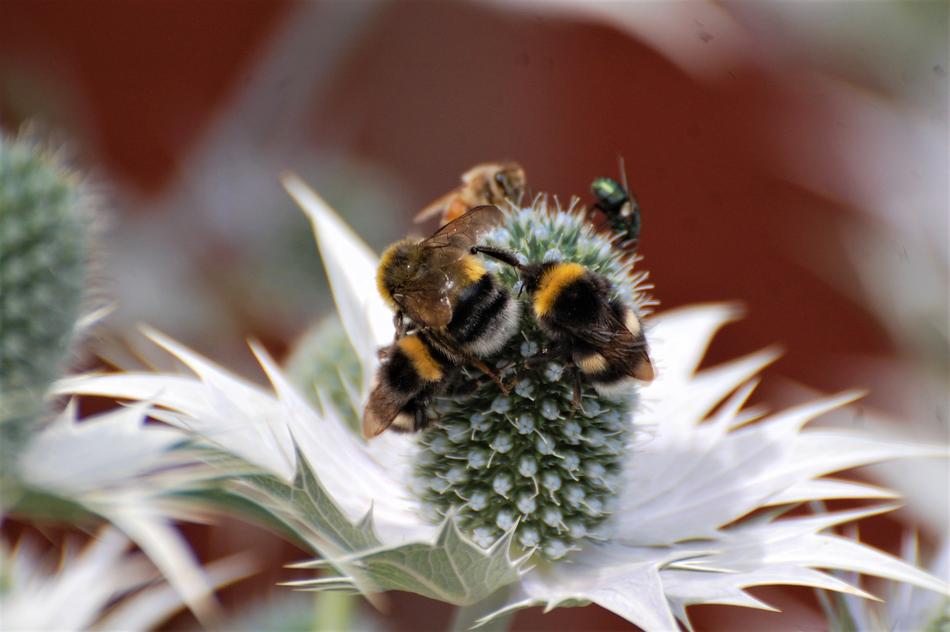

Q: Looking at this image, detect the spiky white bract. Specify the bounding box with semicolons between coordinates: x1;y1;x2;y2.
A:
822;534;949;631
56;177;949;629
14;402;236;624
282;174;393;397
0;528;251;631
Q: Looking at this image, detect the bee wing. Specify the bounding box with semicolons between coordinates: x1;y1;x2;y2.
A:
413;189;459;224
362;402;397;439
362;380;405;438
421;204;504;252
439;199;475;225
566;307;654;382
398;285;453;328
397;205;503;330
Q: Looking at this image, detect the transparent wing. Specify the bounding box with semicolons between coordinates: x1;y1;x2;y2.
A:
398;286;453;329
421;204;504;253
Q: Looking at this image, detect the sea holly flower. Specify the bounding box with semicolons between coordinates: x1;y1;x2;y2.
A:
411;202;653;560
0;528;251;630
820;533;949;631
10;402;240;623
58;176;948;629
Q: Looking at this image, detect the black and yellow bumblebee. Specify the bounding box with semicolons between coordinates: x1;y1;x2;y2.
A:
591;161;641;252
363;205;520;438
474;247;654;394
363;333;449;437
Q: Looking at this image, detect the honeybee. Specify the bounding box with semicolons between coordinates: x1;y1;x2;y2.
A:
365;205;521;438
474;247;654;394
591;159;641;252
414;161;526;226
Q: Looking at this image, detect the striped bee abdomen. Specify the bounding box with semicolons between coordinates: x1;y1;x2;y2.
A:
522;261;655;395
362;334;448;438
573;300;652;394
446;270;520;358
387;335;445;387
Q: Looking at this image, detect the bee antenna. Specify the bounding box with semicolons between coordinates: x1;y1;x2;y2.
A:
471;245;522;269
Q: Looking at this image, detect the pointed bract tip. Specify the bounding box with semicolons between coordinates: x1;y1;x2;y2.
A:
279;170;303;190
280;172;333;223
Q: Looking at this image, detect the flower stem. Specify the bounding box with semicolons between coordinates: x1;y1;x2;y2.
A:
450;587;515;632
313;591;357;631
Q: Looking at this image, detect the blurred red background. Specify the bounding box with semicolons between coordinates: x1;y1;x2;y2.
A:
2;1;945;630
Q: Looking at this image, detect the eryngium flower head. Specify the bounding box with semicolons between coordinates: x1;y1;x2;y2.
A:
0;132;90;435
413;203;650;559
57;176;950;630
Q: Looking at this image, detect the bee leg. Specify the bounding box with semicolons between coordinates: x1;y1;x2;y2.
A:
393;311;407;339
536;339;571;362
570;369;584;415
471;358;511;395
414;405;430;432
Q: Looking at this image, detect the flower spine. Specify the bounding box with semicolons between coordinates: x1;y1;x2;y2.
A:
412;200;651;559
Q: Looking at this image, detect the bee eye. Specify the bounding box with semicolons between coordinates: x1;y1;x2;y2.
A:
494;172;509;190
393;292;406;303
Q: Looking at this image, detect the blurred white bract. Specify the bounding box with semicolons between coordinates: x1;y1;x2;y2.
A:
55;177;949;630
0;529;249;631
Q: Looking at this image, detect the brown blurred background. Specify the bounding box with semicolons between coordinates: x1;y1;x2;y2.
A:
2;1;946;630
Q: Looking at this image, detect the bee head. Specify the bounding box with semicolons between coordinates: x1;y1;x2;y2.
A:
492;162;526;201
518;263;545;295
377;238;424;309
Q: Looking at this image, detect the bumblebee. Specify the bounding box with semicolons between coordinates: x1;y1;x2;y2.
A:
362;333;448;438
366;205;521;437
591;161;641;252
523;261;653;392
414;161;526;226
377;204;520;358
474;248;654;393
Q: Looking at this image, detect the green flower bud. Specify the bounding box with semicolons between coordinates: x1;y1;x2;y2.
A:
467;489;489;511
517;455;538;477
514;413;536;435
467;448;489;469
285;315;361;430
0;133;91;442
